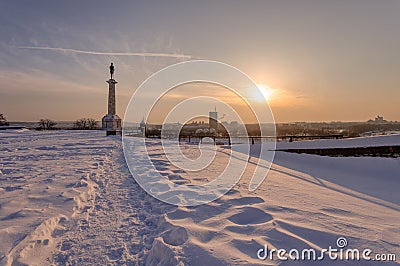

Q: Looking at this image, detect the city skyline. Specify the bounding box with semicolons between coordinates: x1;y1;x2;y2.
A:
1;1;399;123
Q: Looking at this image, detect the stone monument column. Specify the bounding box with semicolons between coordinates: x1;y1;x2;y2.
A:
107;79;117;115
102;63;122;136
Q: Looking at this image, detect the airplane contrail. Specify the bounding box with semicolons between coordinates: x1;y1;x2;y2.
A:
18;46;192;59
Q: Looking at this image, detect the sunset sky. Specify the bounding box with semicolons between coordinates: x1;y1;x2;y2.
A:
1;1;399;123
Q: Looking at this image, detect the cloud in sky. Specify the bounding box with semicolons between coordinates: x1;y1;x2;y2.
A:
18;46;192;59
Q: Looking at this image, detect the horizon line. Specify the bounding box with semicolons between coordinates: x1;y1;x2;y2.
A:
7;119;400;124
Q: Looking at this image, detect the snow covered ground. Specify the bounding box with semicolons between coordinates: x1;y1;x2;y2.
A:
0;130;399;265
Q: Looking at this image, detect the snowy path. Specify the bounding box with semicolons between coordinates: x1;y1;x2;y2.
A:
52;136;184;265
53;145;142;264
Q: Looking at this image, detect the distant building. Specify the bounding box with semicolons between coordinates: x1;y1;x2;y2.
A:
209;108;218;131
180;121;212;136
368;115;387;123
139;118;146;136
143;109;233;138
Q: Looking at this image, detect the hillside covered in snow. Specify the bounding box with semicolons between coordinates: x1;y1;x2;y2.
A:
0;130;398;265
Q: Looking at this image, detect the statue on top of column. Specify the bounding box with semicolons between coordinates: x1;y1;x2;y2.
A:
109;62;115;80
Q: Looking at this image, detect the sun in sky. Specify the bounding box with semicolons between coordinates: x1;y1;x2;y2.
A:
253;84;274;102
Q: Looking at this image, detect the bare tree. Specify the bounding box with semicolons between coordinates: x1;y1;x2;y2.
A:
38;119;57;130
74;118;98;130
0;113;9;126
74;118;86;129
86;118;98;129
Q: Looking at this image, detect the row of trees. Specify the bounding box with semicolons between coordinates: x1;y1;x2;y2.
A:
38;118;99;130
1;113;100;130
38;119;57;130
73;118;98;130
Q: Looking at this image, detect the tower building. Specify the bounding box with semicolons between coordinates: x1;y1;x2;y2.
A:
209;107;218;131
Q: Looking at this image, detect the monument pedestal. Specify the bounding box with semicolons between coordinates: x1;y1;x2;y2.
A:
102;114;121;135
102;78;122;136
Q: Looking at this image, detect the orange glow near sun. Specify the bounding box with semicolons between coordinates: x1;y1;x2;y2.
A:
254;84;274;102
